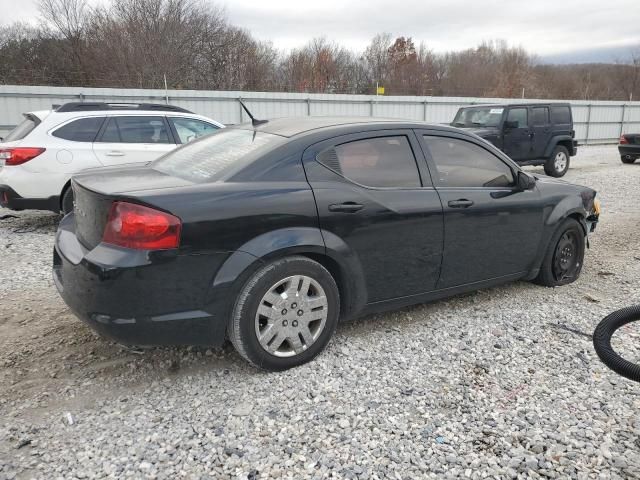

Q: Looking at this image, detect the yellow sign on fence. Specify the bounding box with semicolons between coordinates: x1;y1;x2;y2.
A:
376;86;385;95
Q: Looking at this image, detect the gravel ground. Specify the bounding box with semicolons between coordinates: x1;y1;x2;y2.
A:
1;145;640;480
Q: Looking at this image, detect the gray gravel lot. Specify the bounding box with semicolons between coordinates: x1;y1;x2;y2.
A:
1;145;640;479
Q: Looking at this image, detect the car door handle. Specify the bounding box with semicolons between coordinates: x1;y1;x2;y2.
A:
328;202;364;213
105;151;125;157
448;199;474;208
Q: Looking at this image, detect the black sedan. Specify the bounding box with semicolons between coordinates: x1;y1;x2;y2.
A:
53;117;600;370
619;133;640;164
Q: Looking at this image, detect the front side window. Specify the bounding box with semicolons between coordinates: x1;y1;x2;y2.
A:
97;116;171;144
170;117;219;144
318;136;421;188
52;117;105;142
532;107;549;126
423;136;514;188
506;108;528;128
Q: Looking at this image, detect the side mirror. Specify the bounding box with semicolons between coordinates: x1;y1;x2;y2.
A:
516;171;536;191
504;120;519;130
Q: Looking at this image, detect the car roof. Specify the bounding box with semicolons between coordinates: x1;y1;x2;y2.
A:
234;116;455;138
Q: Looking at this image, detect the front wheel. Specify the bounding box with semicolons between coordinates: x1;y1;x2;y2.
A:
534;218;585;287
228;256;340;371
544;146;570;177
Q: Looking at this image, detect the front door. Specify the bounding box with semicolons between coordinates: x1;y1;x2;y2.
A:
93;115;176;166
418;131;543;289
530;106;552;159
303;130;444;303
502;107;532;161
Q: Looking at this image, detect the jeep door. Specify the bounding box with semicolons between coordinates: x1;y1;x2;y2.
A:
502;107;532;161
530;106;552;159
303;130;444;303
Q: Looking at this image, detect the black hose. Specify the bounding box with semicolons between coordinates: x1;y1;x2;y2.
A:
593;305;640;382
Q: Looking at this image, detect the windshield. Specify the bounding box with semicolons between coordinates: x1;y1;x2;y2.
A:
452;107;504;128
4;115;40;142
153;128;284;182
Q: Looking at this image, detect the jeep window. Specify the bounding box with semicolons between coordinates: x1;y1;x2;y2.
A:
452;107;503;128
53;117;105;142
4;115;40;142
423;135;514;188
551;106;571;124
506;108;528;128
532;107;550;126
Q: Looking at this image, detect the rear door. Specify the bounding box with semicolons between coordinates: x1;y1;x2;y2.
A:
168;117;220;144
530;106;552;158
92;115;176;166
418;131;543;288
502;107;532;161
303;130;444;302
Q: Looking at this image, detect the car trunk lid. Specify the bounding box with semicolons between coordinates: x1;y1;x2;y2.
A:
72;164;192;250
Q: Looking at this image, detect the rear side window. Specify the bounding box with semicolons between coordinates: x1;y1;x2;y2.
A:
97;116;171;144
318;136;421;188
506;108;528;128
153;128;284;182
4;116;39;142
550;106;571;124
52;117;105;142
532;107;549;126
423;136;514;188
170;117;219;144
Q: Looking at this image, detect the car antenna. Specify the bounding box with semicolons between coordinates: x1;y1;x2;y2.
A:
238;99;268;127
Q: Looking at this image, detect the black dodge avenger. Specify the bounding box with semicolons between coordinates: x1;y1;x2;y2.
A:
53;117;600;370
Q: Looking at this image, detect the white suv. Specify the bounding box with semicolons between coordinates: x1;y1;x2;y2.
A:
0;102;224;213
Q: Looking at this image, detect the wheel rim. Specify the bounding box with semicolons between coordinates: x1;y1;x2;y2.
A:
254;275;328;358
554;152;567;172
552;231;580;281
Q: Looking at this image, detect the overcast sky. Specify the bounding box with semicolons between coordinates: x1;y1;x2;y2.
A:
1;0;638;59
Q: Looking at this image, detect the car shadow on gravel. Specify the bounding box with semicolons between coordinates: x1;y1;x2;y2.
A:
0;211;60;234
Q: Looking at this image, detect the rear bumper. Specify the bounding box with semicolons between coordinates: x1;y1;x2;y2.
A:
0;185;60;212
618;145;640;158
53;213;232;346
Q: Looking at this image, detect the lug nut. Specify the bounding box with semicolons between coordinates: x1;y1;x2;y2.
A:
281;308;288;315
297;309;304;316
291;302;297;308
282;319;288;326
292;320;298;327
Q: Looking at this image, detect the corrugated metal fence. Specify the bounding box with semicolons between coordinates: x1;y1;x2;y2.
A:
1;85;639;143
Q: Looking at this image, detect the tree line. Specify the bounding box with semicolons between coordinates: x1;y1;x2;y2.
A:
1;0;639;101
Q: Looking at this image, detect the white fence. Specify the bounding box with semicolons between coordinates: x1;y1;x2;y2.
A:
1;84;639;144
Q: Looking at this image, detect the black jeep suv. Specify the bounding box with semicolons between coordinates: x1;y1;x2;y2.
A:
452;103;578;177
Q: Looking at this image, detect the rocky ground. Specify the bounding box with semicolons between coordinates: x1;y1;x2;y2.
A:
1;145;639;479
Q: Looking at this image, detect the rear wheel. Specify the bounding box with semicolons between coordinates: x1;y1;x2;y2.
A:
534;218;585;287
61;187;74;214
544;146;570;177
621;155;636;164
228;256;340;371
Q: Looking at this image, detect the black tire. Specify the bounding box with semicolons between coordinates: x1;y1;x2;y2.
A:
534;218;585;287
593;305;640;382
61;187;74;214
228;256;340;371
621;155;636;164
544;145;570;177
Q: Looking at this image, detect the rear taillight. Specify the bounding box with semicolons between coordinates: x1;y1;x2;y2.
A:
102;201;181;250
620;135;629;144
0;147;46;166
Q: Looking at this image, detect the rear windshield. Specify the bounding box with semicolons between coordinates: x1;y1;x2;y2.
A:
4;115;40;142
153;128;284;182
